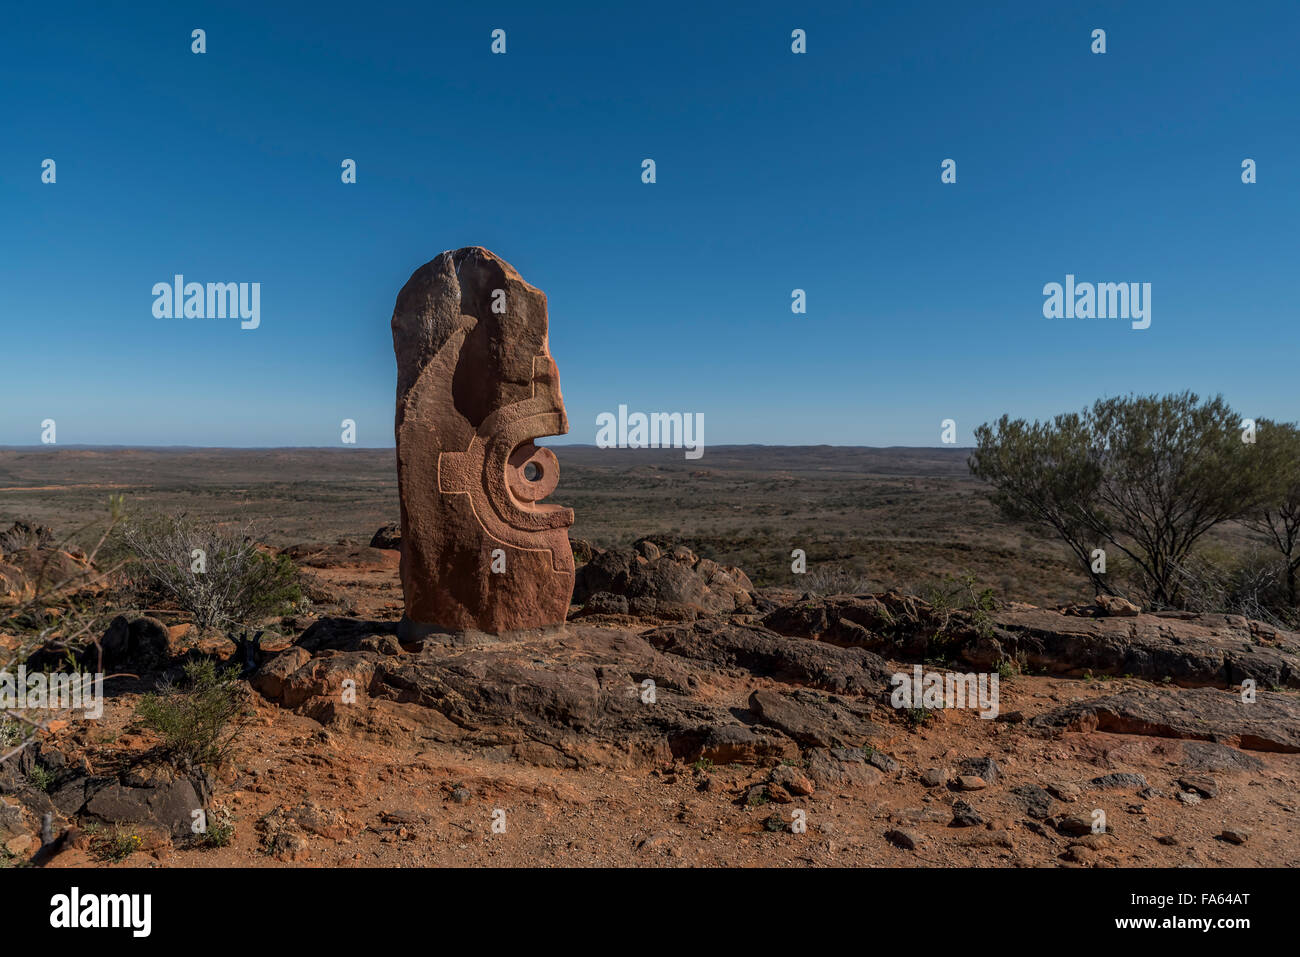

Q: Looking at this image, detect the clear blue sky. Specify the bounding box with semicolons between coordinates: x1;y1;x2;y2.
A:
2;0;1296;447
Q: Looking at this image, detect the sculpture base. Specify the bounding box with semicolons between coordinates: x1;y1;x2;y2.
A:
398;614;570;644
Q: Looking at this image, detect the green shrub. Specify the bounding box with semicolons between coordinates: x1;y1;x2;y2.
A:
117;516;301;633
90;825;143;863
904;707;934;729
135;659;246;770
923;573;998;647
25;764;55;792
193;807;236;849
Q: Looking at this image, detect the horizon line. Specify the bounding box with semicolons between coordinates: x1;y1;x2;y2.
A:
0;443;975;452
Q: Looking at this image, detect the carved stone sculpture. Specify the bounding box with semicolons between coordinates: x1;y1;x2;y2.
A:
391;247;574;636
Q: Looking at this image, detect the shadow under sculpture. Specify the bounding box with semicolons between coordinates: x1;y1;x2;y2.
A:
391;246;575;637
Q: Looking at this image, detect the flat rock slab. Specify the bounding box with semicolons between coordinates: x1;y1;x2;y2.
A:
982;607;1300;689
642;619;893;696
763;593;1300;689
82;779;202;839
804;748;885;789
252;618;889;770
748;688;882;748
1032;686;1300;753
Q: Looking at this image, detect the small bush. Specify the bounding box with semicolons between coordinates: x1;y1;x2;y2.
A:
923;573;998;644
904;707;934;729
135;659;247;770
801;564;873;596
90;826;143;863
193;807;236;849
25;764;55;792
0;520;54;554
117;516;301;633
1173;546;1291;627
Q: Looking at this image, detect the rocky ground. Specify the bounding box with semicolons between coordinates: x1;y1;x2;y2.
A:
3;533;1298;868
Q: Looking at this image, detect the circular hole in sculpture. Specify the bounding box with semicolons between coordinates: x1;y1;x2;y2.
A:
523;462;542;482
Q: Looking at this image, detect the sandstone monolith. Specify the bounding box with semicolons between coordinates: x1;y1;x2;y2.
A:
392;247;574;636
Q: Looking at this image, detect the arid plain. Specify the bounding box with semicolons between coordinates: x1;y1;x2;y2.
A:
1;446;1295;868
0;445;1089;603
